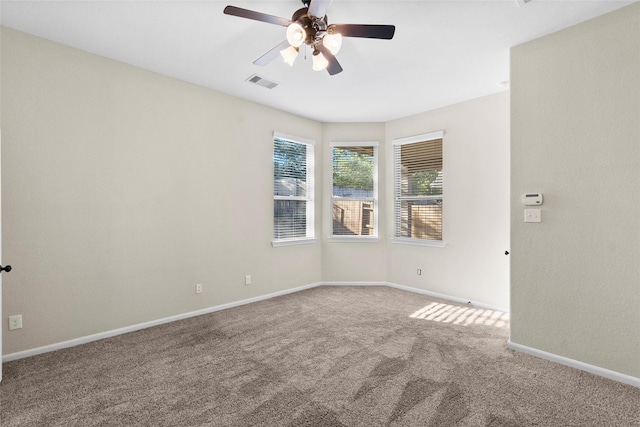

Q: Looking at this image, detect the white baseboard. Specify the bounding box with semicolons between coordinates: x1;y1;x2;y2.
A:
322;281;508;312
321;281;389;287
2;281;505;362
10;280;637;390
507;341;640;388
384;282;509;313
2;281;506;363
2;281;321;363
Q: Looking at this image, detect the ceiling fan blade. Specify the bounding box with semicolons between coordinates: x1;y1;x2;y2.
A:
223;5;291;27
308;0;333;19
316;44;343;76
330;24;396;40
253;40;292;66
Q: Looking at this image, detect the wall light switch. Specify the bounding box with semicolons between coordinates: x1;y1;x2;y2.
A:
524;209;541;223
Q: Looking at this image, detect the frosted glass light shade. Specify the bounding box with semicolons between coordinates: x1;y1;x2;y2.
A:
312;51;328;71
323;33;342;55
280;45;299;66
286;23;305;47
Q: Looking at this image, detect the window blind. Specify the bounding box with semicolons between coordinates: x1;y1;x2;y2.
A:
331;144;377;237
394;135;443;241
273;135;314;240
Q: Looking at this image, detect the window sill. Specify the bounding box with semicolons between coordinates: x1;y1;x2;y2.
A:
272;238;317;248
392;238;446;248
328;236;381;243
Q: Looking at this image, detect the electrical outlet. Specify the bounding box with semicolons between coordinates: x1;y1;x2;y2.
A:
9;315;23;331
195;283;203;294
245;275;251;285
417;269;422;276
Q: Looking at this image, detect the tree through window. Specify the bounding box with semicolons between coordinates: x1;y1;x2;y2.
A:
393;132;444;243
331;143;378;237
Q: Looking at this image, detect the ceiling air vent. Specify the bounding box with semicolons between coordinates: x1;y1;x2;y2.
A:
246;74;278;89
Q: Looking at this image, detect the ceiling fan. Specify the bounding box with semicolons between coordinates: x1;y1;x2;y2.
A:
223;0;395;75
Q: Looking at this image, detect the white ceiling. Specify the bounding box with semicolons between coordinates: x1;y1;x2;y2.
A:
1;0;635;123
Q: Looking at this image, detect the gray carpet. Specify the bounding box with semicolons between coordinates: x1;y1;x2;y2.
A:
1;286;638;426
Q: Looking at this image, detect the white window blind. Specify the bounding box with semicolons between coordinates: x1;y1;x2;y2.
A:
393;132;444;242
273;133;315;242
331;143;378;237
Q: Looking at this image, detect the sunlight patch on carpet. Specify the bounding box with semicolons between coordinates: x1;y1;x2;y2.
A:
409;302;509;328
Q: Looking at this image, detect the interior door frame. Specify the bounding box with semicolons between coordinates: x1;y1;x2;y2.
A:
1;128;3;383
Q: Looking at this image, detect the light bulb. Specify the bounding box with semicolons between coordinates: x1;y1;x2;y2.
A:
286;23;305;48
280;45;299;66
312;50;328;71
323;33;342;55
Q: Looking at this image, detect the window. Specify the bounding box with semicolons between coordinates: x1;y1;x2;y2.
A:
331;143;378;238
393;131;444;246
273;132;315;246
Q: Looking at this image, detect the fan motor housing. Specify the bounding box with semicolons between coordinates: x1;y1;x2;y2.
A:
293;7;329;45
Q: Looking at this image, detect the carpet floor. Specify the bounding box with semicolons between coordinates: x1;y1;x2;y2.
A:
1;285;638;426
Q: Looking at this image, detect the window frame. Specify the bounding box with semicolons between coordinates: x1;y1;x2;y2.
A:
272;131;316;247
392;130;446;248
329;141;380;241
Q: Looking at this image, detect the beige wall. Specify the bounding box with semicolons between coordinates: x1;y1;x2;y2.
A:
1;28;323;355
510;3;640;378
385;93;511;310
3;4;637;383
1;26;511;358
320;101;511;309
321;123;387;282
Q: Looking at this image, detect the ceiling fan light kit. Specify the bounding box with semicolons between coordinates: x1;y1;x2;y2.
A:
223;0;395;75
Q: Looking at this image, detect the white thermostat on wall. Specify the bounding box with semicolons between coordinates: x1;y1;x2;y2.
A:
521;193;543;205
